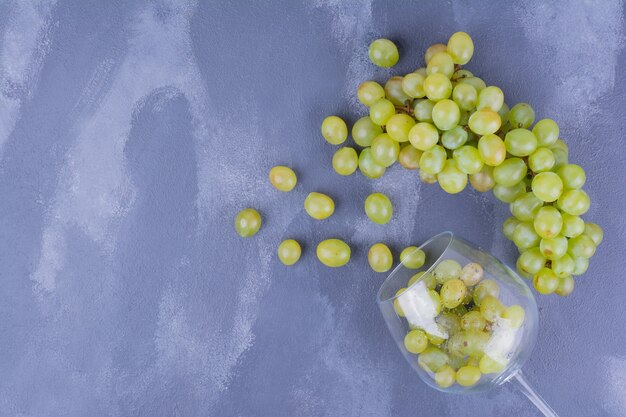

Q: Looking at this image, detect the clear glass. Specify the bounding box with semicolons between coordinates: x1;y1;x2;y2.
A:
377;232;558;416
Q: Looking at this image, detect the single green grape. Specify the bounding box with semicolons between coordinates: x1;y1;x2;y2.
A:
418;346;450;373
508;103;535;128
555;275;575;297
510;192;543;222
505;128;538;157
557;164;586;189
371;134;400;167
557;189;590;215
469;165;495;192
493;158;527;186
408;122;439;151
447;31;474;64
425;43;447;64
437;159;468;194
479;355;506;374
423;73;453;101
358;148;386;179
452;68;473;80
419;145;447;175
441;279;467;308
551;148;569;169
352;116;383;147
457;76;486;92
368;243;393;272
540;236;568;260
480;295;504;322
384;76;411;106
459;262;483;286
493;182;526;203
478;134;506;166
561;213;585;238
461;311;487;331
364;192;393;224
531;172;563;203
402;73;426;98
572;256;589;276
432;99;461;131
404;329;429;354
468;109;501;135
453;145;483;175
477;86;504;112
235;208;262;238
269;166;297;192
435;259;462;284
568;234;596;258
502;217;521;240
316;239;351;267
413;99;436;122
532;118;559;147
452;83;478;111
473;279;500;305
437;311;461;334
512;221;541;250
533;205;563;239
304;192;335;220
398;144;422;170
427;51;455;78
456;366;482;387
321;116;348;145
400;246;426;269
552;254;575;278
368;38;399;67
517;247;546;275
357;81;385;106
435;365;456;388
369;99;396;126
533;267;559;294
528;147;555;173
277;239;302;265
583;223;604;246
386;113;415;142
441;128;470;153
332;147;359;176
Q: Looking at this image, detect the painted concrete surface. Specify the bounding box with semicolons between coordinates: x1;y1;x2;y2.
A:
0;1;625;416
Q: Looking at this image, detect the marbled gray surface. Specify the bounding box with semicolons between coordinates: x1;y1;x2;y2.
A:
1;1;625;416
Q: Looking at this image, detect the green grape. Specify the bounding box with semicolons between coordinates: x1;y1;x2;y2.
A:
572;256;589;276
435;366;456;388
550;138;569;153
400;246;426;269
568;234;596;259
533;267;559;294
532;118;559;147
552;254;575;277
435;259;462;283
352;116;383;147
493;158;527;186
332;147;359;176
478;134;506;166
508;103;535;128
452;83;478;111
461;311;487;331
477;86;504;112
409;122;439;151
427;332;446;347
458;76;486;92
479;355;506;374
453;145;483;174
438;159;468;194
432;99;461;131
502;217;521;240
413;99;435;122
561;213;585;238
269;166;297;192
420;145;447;174
369;99;396;125
505;128;538;157
513;221;541;250
368;38;399;67
510;192;542;222
437;311;461;334
423;73;453;101
394;288;407;317
357;81;385;106
502;305;525;328
447;31;474;64
418;347;450;373
528;147;555;173
304;192;335;220
419;169;438;184
533;206;563;238
441;126;468;150
583;223;603;246
404;329;429;354
321;116;348;145
551;148;569;169
480;295;504;322
540;236;568;260
473;279;500;305
427;51;455;78
277;239;301;265
452;68;473;80
371;133;400;167
368;243;393;272
493;182;526;203
386;113;416;142
557;189;590;215
425;43;447;64
555;275;575;297
531;172;563;202
364;192;393;224
384;76;411;106
557;164;586;189
398;144;422;170
498;102;510;124
235;208;262;238
358;148;386;179
469;166;495;192
468;109;502;135
316;239;351;267
456;366;482;387
517;247;546;275
447;331;488;357
402;73;426;98
441;279;467;308
408;271;437;289
414;67;428;77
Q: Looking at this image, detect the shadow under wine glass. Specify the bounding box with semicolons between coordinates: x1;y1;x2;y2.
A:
377;231;559;417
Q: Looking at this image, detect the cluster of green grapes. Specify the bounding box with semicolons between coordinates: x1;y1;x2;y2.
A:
318;32;603;296
395;254;525;388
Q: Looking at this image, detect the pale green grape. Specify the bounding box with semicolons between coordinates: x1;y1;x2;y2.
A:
438;159;468;194
480;295;504;322
427;51;455;78
304;192;335;220
368;243;393;272
473;279;500;305
398;144;422;170
505;128;538;157
528;147;555;173
413;99;435;122
551;148;569;169
456;366;482;387
555;275;575;297
332;147;359;176
423;73;453;101
452;83;478;110
533;205;563;238
517;247;546;275
532;172;563;202
316;239;351;267
400;247;426;269
557;189;590;215
479;355;506;374
533;267;559;294
540;236;568;260
452;68;473;80
561;213;585;238
269;166;297;191
461;311;487;331
404;329;429;354
493;158;527;186
510;192;542;222
384;76;411;106
369;99;396;125
235;208;262;237
532;118;559;147
469;166;495;192
441;279;467;308
432;99;461;131
357;81;385;106
468;109;502;135
498;102;510;124
420;145;447;174
447;31;474;64
513;221;541;250
477;86;504;112
572;256;589;276
583;223;603;246
418;347;450;373
502;217;521;240
358;148;386;178
368;38;399;67
408;271;437;289
477;134;505;167
352;116;383;147
458;76;487;92
419;170;438;184
453;145;483;174
364;192;393;224
409;122;439;151
277;239;301;265
321;116;348;145
447;330;489;357
557;164;586;189
386;113;416;142
435;259;462;283
435;366;456;388
425;43;447;64
502;305;525;328
441;126;468;150
459;263;483;287
568;234;596;258
552;254;575;277
371;133;400;167
402;73;426;98
493;182;526;203
508;103;535;128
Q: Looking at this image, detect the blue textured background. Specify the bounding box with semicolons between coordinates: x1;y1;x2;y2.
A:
1;1;625;416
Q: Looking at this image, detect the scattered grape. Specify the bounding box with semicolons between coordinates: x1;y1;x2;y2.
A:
321;116;348;145
447;32;474;64
332;147;359;176
365;192;393;224
316;239;351;267
304;192;335;220
368;243;393;272
400;247;426;269
269;166;297;192
358;148;386;178
357;81;385;106
368;38;399;67
277;239;302;265
235;208;262;238
352;116;383;147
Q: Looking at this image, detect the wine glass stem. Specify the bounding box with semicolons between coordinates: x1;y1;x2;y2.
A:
512;370;560;417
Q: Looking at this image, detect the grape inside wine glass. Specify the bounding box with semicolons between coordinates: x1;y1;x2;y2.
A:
377;231;559;417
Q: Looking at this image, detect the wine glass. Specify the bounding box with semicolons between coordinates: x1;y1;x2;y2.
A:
377;231;559;417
